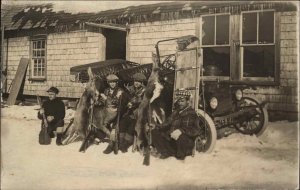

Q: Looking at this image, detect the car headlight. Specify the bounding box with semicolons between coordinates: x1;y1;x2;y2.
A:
235;89;243;100
210;97;218;109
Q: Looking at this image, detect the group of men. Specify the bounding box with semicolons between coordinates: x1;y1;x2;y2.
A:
38;73;201;160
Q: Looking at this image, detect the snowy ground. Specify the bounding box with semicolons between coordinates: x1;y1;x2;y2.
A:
1;105;299;190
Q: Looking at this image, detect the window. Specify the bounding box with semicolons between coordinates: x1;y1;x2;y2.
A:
30;38;46;80
241;11;275;80
201;14;230;78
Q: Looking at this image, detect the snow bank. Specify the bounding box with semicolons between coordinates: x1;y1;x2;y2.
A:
259;121;298;147
1;106;299;190
1;105;75;122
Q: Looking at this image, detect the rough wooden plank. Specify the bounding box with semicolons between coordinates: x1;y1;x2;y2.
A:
126;30;131;60
230;14;240;81
174;49;199;109
6;58;29;105
275;12;281;86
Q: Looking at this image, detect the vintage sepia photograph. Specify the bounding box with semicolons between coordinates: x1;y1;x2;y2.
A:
1;1;299;189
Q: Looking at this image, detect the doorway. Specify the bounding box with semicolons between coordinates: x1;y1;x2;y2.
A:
103;29;126;60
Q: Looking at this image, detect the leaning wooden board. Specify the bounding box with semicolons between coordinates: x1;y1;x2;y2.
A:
6;58;29;105
174;48;200;109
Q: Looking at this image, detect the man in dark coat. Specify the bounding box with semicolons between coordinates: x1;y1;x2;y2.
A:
38;87;65;145
151;89;201;160
118;73;146;152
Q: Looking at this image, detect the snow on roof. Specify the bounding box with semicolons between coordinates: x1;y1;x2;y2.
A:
1;1;297;31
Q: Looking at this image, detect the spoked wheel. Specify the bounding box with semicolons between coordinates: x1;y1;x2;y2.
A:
234;97;268;136
195;109;217;153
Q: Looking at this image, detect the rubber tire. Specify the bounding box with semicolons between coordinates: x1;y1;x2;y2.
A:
240;96;269;137
195;109;217;153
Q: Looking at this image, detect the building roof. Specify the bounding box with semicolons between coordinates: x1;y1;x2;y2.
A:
1;1;297;31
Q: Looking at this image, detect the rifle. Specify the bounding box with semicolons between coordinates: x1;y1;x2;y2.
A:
113;94;122;154
37;96;48;128
62;118;74;137
37;95;51;145
79;130;95;152
143;102;152;166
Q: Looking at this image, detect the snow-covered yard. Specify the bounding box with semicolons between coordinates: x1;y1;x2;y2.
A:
1;105;299;190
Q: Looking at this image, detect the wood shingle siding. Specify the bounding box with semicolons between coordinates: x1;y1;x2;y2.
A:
244;11;298;120
2;2;298;120
126;9;298;120
3;30;106;98
128;19;196;63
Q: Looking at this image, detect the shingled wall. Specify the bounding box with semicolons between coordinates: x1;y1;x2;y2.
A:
127;12;299;121
244;11;299;121
2;10;298;120
3;30;105;98
128;18;196;64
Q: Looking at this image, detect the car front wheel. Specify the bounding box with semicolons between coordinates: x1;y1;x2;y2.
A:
234;96;269;136
195;109;217;153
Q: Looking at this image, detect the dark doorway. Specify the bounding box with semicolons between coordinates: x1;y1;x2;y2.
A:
103;29;126;60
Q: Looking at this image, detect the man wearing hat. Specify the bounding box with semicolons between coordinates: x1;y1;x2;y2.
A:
38;86;65;145
126;73;147;110
150;88;201;160
118;73;147;152
100;74;124;154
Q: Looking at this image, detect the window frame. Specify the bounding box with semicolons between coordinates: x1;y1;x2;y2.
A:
240;9;275;46
200;13;231;81
201;13;231;47
240;10;277;83
29;35;47;81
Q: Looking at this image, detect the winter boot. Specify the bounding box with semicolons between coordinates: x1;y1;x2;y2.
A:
56;134;63;146
120;134;134;153
103;142;114;154
119;141;129;153
48;130;55;138
159;152;171;159
118;133;127;153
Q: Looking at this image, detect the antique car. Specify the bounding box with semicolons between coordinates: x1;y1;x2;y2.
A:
153;35;269;153
69;36;268;154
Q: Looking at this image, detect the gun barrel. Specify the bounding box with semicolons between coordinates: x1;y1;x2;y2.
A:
114;94;122;155
37;96;48;128
143;146;150;166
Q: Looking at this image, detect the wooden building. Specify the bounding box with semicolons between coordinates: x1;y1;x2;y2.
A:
1;1;298;120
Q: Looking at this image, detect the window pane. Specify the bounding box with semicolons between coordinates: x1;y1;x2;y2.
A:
242;13;257;44
37;41;41;49
38;59;42;69
216;15;229;45
202;16;215;45
41;50;45;57
41;68;45;76
37;50;41;57
243;46;275;77
203;47;230;76
259;11;274;44
42;40;45;48
34;68;38;76
38;67;42;76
